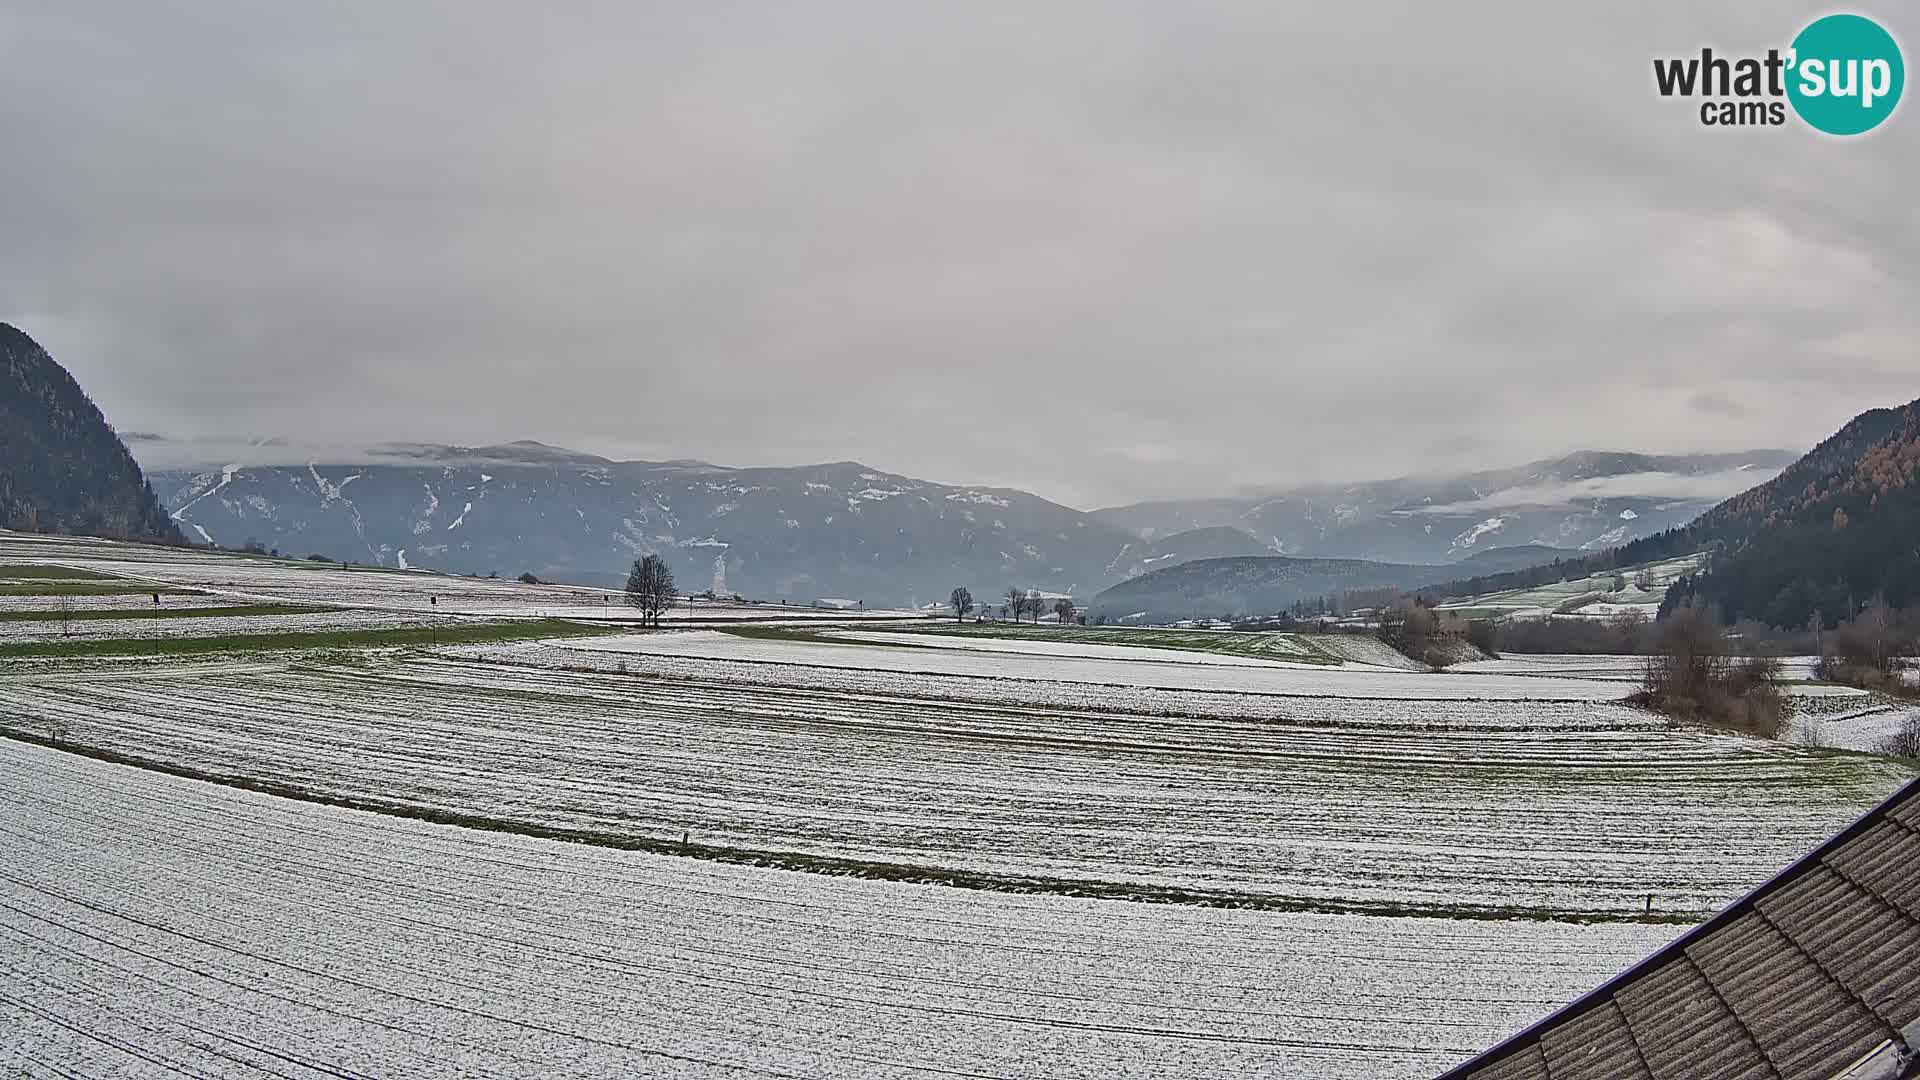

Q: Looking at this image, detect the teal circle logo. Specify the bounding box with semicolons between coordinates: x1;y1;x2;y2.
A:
1787;14;1904;135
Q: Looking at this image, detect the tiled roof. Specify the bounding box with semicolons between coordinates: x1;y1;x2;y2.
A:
1438;778;1920;1080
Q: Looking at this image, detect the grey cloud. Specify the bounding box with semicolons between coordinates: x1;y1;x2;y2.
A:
1;1;1916;508
1688;390;1746;418
1416;467;1787;516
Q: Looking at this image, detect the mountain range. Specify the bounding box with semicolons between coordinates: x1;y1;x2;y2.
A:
149;444;1129;606
5;318;1903;628
138;436;1792;605
1089;450;1798;562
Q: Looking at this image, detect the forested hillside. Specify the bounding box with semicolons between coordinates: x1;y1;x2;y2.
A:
0;323;180;542
1664;397;1920;626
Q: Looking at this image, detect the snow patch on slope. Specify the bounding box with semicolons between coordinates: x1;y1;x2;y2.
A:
414;485;440;535
946;491;1011;508
170;463;242;528
1448;517;1507;554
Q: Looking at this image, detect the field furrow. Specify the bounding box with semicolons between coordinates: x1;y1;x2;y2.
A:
0;740;1677;1079
1;654;1903;916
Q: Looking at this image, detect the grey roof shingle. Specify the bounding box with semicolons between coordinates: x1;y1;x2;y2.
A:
1437;778;1920;1080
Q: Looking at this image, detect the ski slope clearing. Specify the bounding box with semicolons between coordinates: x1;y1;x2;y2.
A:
3;655;1905;917
577;630;1627;701
0;739;1679;1080
1435;554;1706;622
0;531;927;625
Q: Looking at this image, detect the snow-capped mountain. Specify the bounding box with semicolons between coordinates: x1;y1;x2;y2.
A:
147;442;1137;605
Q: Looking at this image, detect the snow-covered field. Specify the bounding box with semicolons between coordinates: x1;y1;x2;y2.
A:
573;630;1628;700
2;654;1903;916
5;533;1914;1076
0;740;1679;1079
0;531;927;625
1453;653;1868;704
488;640;1663;727
1788;699;1920;753
1454;652;1828;682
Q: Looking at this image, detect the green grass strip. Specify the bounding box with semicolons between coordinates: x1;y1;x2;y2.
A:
721;625;939;648
0;619;619;658
873;622;1348;664
0;604;335;624
0;564;123;580
0;582;204;597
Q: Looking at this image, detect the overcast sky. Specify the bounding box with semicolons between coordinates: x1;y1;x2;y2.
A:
2;2;1914;508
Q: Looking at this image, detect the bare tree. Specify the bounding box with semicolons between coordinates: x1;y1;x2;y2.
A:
1843;595;1898;675
1818;595;1914;692
625;555;677;628
950;586;974;622
1053;598;1075;624
56;593;74;638
1005;587;1023;623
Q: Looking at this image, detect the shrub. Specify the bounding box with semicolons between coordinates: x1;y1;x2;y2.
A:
1880;713;1920;758
1465;620;1499;659
1628;605;1783;738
